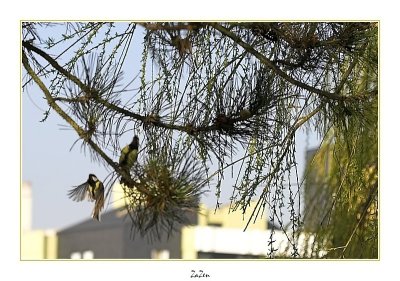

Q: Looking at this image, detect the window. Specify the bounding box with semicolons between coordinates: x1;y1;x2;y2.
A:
207;223;222;227
151;249;170;259
70;252;82;259
83;251;94;259
70;250;94;259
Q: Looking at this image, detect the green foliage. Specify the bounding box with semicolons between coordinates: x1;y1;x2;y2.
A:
303;29;378;258
122;153;206;241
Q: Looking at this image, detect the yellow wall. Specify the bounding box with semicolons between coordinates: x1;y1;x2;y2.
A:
198;202;267;230
181;226;197;259
181;202;267;258
21;230;57;260
111;183;127;209
45;232;58;259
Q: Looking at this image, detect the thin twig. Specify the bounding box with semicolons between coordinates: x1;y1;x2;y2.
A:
209;23;343;101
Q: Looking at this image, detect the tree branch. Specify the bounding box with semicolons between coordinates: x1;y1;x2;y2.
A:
22;50;116;168
209;23;344;101
22;50;150;195
23;40;91;93
52;95;260;136
243;104;324;231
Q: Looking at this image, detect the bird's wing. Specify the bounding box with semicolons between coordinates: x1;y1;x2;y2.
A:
93;181;105;200
127;149;138;167
119;145;130;165
68;182;90;202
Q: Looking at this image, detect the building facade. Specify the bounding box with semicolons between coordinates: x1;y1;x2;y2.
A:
57;183;315;259
57;207;188;259
21;181;58;259
24;181;313;259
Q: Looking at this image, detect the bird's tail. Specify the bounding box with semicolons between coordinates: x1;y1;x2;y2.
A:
92;212;100;221
120;167;131;187
92;196;105;221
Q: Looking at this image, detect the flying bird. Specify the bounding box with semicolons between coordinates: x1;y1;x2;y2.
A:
68;174;104;221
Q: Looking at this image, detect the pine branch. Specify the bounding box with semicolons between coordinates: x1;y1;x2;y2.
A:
22;50;150;196
209;23;344;101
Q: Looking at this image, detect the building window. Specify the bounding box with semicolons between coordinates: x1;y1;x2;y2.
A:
83;251;94;259
70;252;82;259
151;249;170;259
70;251;94;259
207;223;222;227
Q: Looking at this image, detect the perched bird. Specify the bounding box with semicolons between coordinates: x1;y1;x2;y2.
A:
68;174;104;221
119;135;139;171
